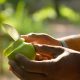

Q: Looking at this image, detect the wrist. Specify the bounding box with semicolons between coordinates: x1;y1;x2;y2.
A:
60;40;68;48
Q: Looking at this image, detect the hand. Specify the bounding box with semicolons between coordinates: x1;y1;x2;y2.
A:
21;33;61;46
9;45;80;80
21;33;62;60
34;44;64;60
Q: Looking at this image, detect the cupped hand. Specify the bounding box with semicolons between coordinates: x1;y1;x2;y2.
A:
9;45;80;80
21;33;61;46
34;44;64;60
21;33;62;60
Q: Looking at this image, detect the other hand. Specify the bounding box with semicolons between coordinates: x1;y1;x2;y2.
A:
21;33;61;46
9;45;80;80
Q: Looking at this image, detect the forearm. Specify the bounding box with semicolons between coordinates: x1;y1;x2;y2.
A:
58;34;80;51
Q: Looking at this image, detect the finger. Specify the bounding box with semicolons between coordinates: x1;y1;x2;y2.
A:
15;54;50;74
9;60;26;80
22;72;46;80
12;67;46;80
34;44;64;58
21;33;58;45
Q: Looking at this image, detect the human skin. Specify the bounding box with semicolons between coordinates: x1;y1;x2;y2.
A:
59;34;80;51
22;33;80;51
9;45;80;80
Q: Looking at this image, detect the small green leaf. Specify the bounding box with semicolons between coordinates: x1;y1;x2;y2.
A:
4;39;36;60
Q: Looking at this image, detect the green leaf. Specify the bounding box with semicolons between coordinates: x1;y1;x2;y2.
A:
4;39;36;60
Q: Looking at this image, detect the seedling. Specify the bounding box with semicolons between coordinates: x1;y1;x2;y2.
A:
3;24;36;60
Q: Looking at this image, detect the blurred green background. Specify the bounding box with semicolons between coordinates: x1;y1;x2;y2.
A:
0;0;80;80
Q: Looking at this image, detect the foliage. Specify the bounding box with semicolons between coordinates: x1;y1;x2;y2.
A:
0;1;45;35
60;5;80;24
33;6;56;21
